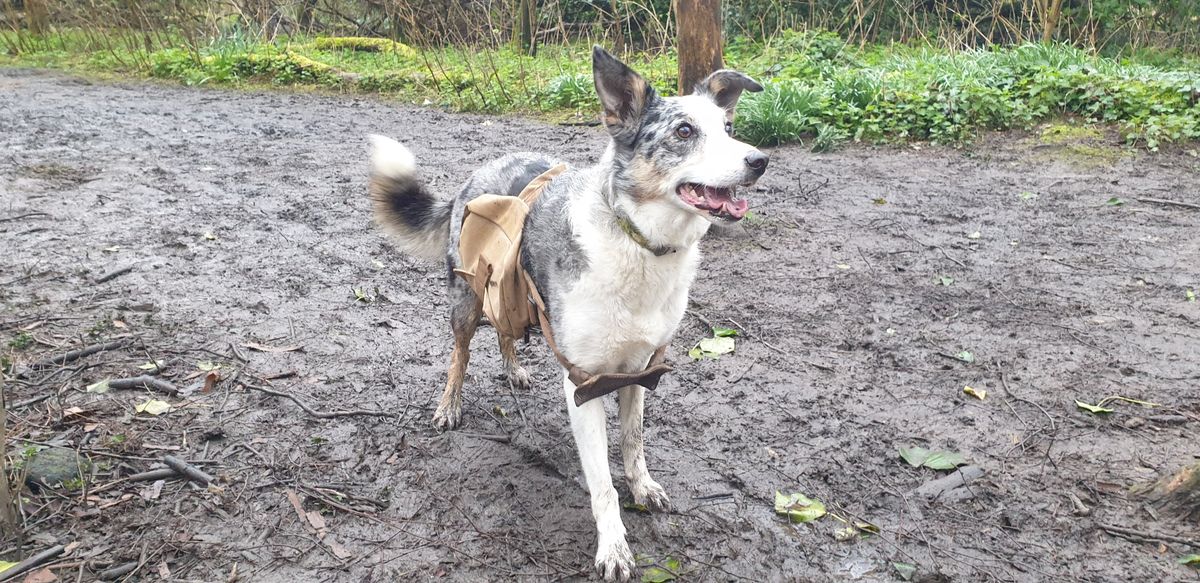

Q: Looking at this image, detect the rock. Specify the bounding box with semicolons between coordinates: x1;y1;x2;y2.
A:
914;465;985;500
25;447;90;489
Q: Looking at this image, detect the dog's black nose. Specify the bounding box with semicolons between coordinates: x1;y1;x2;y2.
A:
744;151;769;174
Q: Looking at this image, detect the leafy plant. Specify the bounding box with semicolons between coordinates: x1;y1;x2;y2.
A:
899;446;966;470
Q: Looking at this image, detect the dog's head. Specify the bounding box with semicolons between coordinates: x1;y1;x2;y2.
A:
593;46;767;227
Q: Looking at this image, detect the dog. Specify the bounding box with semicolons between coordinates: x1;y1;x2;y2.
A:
368;46;768;580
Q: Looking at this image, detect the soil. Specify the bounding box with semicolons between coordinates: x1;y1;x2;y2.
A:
2;67;1199;583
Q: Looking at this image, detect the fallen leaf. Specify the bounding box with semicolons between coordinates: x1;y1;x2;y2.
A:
938;276;954;286
1019;191;1038;201
774;491;827;523
202;231;217;240
1187;289;1195;302
102;245;121;253
86;379;111;394
967;231;981;239
325;537;353;559
63;406;87;419
0;561;17;574
202;371;220;393
1105;197;1125;206
899;446;966;470
698;336;735;355
1075;400;1114;415
21;568;57;583
833;525;859;541
872;197;887;205
835;263;851;270
963;386;986;400
242;342;304;353
141;479;165;501
197;361;220;372
138;360;164;371
156;561;171;579
112;319;127;328
1180;554;1200;566
622;501;650;513
306;510;327;532
641;566;676;582
955;350;975;363
711;326;739;338
893;562;917;581
135;399;171;416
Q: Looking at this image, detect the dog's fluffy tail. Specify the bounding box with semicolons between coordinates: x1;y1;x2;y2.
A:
368;135;451;261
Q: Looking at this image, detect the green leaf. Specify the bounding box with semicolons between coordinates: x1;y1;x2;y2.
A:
712;326;739;338
1019;191;1038;201
698;336;735;356
955;350;974;363
1179;554;1200;566
872;197;887;205
1187;289;1195;302
893;562;917;581
938;276;954;286
774;491;827;523
197;361;220;371
0;561;18;574
622;501;650;514
899;446;966;470
687;346;704;360
86;379;111;394
641;567;676;583
1106;197;1125;206
135;399;171;416
1075;400;1114;414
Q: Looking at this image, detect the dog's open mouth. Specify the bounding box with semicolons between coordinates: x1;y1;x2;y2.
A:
676;183;749;220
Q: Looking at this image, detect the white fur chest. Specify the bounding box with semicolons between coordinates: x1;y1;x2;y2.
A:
556;196;701;374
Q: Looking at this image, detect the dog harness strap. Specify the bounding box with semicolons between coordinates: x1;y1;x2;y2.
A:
524;271;673;406
615;213;675;257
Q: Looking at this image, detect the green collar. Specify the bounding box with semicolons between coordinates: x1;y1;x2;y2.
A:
616;214;675;256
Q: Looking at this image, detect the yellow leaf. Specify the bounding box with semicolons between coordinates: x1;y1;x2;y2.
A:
0;561;18;574
136;399;171;416
963;386;986;400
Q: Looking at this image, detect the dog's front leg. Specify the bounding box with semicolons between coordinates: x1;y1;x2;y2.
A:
618;385;670;511
563;374;634;581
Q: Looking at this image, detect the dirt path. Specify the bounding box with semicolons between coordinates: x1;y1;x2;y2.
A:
2;68;1199;582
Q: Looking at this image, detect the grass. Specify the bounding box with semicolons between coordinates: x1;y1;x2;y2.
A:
2;28;1198;151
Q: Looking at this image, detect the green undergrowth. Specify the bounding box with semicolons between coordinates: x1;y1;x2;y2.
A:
2;29;1198;150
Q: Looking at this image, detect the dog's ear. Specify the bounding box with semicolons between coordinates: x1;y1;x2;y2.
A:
694;70;763;120
592;45;654;135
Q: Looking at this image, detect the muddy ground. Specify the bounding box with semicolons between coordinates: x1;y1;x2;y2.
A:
2;67;1199;582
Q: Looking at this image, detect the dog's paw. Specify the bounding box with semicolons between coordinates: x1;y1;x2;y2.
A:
507;366;531;392
632;478;671;512
432;404;461;430
594;537;635;581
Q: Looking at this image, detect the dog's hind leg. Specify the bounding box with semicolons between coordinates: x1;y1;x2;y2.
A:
564;374;634;581
618;385;671;511
433;292;482;430
498;335;531;391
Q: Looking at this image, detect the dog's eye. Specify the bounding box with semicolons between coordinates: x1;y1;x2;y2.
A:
724;121;734;135
675;124;694;139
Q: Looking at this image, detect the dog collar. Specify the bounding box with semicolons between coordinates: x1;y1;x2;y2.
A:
616;214;675;256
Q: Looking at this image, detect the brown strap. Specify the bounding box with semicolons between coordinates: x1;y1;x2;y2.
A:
523;272;673;406
519;164;568;205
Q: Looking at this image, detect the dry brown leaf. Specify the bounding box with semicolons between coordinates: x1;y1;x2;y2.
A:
157;560;171;579
242;342;304;353
306;510;327;532
325;537;353;559
284;490;307;526
22;568;58;583
203;370;221;393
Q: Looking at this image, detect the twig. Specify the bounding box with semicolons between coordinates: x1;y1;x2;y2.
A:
458;433;511;443
557;120;600;127
108;375;179;397
98;561;138;580
93;265;134;284
241;382;396;419
1136;197;1200;211
127;468;178;482
0;211;48;223
29;339;129;370
163;455;214;486
9;394;52;410
1099;523;1200;548
0;544;65;582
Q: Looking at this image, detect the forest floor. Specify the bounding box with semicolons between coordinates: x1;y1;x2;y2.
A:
2;68;1199;582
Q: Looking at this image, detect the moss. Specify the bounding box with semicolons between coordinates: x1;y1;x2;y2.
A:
1039;122;1103;145
314;37;415;57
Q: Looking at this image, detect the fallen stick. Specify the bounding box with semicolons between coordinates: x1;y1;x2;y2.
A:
0;544;65;582
108;375;179;396
9;394;52;410
241;382;396;419
93;265;134;284
1099;523;1200;548
29;339;129;370
127;468;178;482
163;455;214;486
0;211;49;223
1136;197;1200;211
97;561;138;580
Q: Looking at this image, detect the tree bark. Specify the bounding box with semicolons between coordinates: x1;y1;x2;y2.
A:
677;0;723;95
517;0;536;55
1141;461;1200;522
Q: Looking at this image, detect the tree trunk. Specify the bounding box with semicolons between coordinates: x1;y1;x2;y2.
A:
25;0;48;35
677;0;723;95
1041;0;1064;43
1141;462;1200;522
298;0;318;33
517;0;536;55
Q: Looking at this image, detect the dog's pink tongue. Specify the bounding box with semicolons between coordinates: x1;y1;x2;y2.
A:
702;186;749;219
